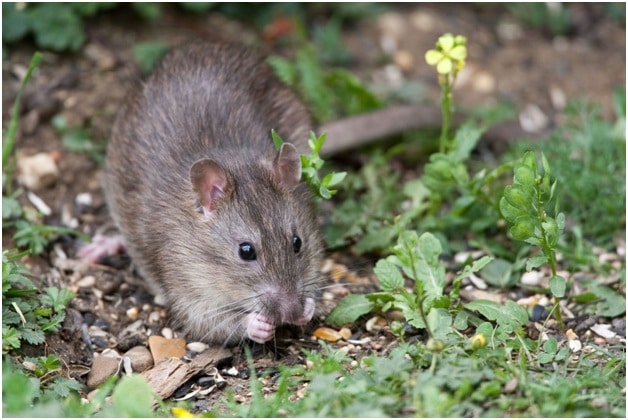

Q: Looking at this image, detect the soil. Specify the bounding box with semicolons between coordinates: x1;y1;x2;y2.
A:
2;3;625;415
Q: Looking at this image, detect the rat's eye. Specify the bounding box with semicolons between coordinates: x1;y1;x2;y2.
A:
238;242;257;261
293;235;302;253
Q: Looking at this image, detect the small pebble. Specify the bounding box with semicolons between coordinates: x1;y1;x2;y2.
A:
148;311;161;323
468;273;488;290
521;270;543;286
76;276;96;288
549;85;567;110
123;346;154;373
87;355;120;389
161;328;174;339
590;324;616;340
17;152;59;190
329;264;347;281
148;335;186;362
84;43;116;71
339;327;352;340
393;50;414;71
26;191;51;216
519;104;549;133
320;259;334;273
126;307;139;320
222;366;240;377
187;341;208;353
365;316;387;332
75;192;93;207
312;327;343;342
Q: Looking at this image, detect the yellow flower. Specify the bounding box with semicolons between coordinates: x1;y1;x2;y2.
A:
425;33;467;75
172;407;197;418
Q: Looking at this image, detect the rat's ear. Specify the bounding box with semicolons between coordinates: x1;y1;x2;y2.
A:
272;143;302;191
190;159;231;217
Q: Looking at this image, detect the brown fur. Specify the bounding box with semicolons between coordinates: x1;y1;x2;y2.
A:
104;42;324;345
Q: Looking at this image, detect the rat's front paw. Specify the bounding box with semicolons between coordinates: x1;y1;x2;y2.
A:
246;312;275;343
77;234;126;264
294;297;315;326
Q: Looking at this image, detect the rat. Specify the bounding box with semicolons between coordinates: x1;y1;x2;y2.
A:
78;40;540;345
80;41;324;346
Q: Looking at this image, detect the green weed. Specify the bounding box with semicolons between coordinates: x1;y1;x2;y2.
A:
3;53;91;255
52;115;107;163
272;130;346;200
268;42;382;122
500;151;567;328
509;91;626;248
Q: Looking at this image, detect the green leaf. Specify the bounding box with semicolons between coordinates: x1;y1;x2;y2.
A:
464;299;528;331
326;294;374;327
451;120;486;162
503;185;533;209
520;151;537;170
267;55;297;87
2;326;22;349
580;280;626;317
499;197;529;223
508;216;537;241
479;258;515;288
2;3;30;43
50;376;82;398
132;41;169;74
525;255;548;271
549;275;567;298
513;164;535;187
109;375;156;417
28;3;85;51
131;2;161;20
537;352;555;364
322;172;347;188
20;328;45;345
2;195;23;219
453;311;469;330
543;337;558;354
374;260;404;292
427;308;453;339
271;129;284;150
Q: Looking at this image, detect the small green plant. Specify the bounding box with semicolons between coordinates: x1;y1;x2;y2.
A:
51;115;107;163
3;52;42;193
268;43;382;122
509;90;626;247
272;130;346;200
2;3;115;52
2;251;75;352
500;151;566;329
3;53;91;255
325;33;515;254
132;41;170;74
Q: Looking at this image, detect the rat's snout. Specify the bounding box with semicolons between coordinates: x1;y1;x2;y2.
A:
261;287;311;325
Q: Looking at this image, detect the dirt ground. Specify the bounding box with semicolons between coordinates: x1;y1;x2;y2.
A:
2;3;625;412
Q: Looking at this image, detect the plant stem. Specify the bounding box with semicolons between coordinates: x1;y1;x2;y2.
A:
402;233;434;339
536;185;565;331
439;75;453;153
3;52;43;195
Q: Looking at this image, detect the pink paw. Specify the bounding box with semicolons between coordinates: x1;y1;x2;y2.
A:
294;297;315;326
77;234;126;264
246;312;275;343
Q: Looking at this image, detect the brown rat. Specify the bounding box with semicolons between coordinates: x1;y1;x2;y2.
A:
85;42;324;346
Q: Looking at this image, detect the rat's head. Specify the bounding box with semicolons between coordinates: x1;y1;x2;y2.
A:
180;143;323;344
